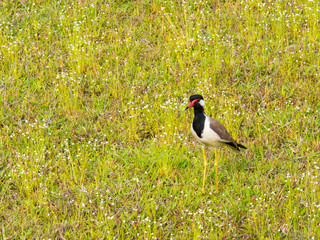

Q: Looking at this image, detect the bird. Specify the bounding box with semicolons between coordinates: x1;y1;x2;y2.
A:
185;94;246;192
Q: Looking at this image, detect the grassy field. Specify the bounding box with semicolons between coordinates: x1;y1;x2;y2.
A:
1;0;320;239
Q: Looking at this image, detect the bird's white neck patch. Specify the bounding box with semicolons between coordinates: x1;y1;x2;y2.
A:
199;99;205;107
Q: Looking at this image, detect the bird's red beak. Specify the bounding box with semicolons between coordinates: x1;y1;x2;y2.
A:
185;99;199;110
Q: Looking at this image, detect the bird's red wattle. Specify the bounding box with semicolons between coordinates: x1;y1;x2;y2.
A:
188;99;200;108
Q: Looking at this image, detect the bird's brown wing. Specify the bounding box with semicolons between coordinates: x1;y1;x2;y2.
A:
209;117;240;150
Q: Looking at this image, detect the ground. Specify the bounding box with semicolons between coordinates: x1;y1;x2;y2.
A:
1;0;320;239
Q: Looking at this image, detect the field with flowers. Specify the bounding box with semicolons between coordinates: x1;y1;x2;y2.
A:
1;0;320;239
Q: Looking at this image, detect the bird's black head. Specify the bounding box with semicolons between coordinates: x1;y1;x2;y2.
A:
185;94;205;110
189;94;204;102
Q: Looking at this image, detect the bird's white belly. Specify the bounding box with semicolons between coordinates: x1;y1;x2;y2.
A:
190;120;225;149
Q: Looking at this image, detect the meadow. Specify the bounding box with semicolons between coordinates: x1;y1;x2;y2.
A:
1;0;320;239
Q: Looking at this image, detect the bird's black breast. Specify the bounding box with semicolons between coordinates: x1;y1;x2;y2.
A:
192;114;205;138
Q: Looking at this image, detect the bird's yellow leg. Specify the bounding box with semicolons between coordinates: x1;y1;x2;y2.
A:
202;148;207;192
214;150;218;193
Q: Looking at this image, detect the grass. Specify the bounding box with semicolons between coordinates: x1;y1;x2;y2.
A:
1;0;320;239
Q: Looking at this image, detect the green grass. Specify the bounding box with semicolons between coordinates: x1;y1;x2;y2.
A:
1;0;320;238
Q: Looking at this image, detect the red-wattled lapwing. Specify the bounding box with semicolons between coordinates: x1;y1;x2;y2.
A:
185;94;246;192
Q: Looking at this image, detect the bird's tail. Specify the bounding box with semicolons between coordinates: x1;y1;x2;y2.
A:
237;143;247;149
224;141;247;152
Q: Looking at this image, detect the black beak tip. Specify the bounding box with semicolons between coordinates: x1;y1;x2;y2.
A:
185;106;189;110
